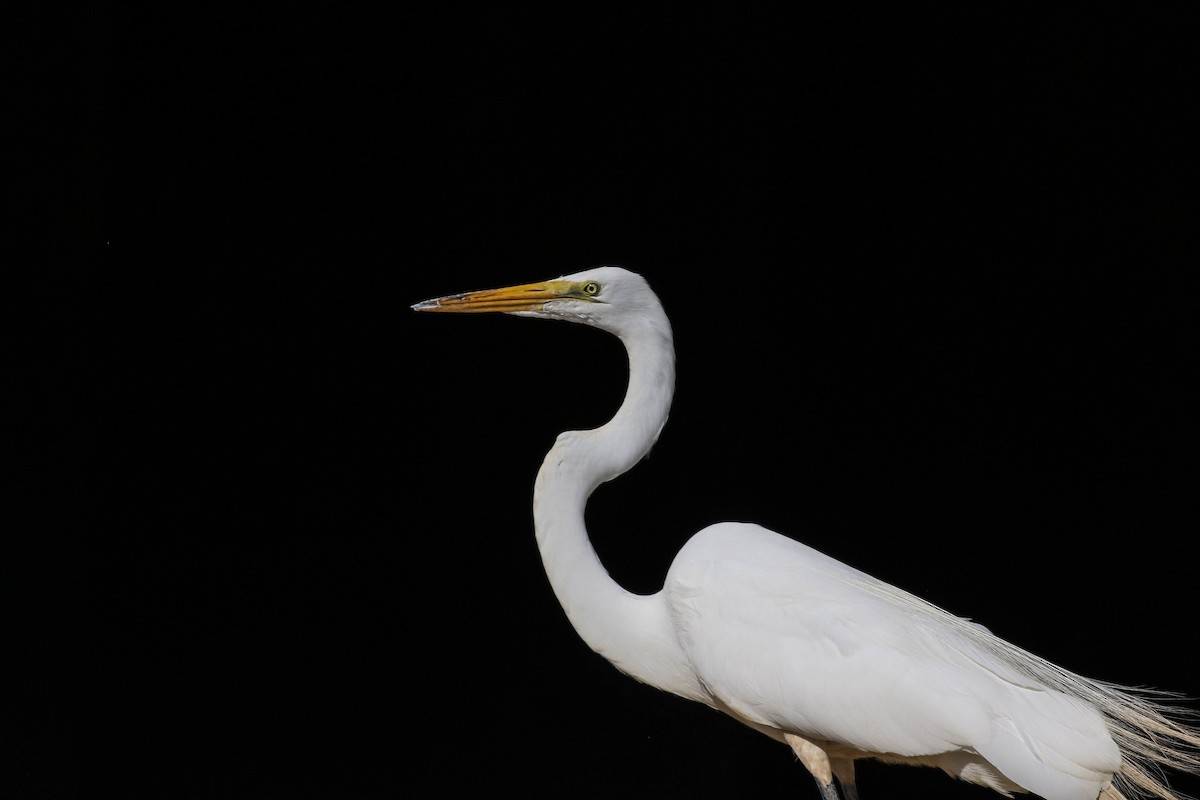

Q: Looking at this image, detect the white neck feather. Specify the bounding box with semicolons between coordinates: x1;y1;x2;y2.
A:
531;313;706;699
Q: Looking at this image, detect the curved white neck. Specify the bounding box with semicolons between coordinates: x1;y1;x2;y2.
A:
531;317;707;700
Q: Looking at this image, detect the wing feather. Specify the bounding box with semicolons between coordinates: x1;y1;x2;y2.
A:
664;521;1119;799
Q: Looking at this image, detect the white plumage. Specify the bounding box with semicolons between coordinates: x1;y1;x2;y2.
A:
414;266;1199;800
666;522;1117;799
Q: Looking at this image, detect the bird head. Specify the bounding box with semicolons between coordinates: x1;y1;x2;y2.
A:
412;266;665;338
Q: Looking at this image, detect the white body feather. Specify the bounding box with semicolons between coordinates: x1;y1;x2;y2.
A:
666;522;1118;799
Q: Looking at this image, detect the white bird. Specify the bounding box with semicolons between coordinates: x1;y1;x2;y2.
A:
413;266;1199;800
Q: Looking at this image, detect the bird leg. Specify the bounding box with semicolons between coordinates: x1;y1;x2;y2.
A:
786;734;843;800
832;757;859;800
830;758;859;800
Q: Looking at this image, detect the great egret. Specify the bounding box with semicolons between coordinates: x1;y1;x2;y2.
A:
413;266;1199;800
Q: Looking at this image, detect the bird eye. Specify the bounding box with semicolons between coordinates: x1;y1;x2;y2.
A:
582;282;600;296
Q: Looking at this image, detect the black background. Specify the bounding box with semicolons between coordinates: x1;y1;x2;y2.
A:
17;7;1198;800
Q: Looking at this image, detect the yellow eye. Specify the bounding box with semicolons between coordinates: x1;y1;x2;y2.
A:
582;281;601;296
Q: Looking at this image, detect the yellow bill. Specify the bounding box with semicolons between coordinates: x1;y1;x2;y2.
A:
411;278;599;314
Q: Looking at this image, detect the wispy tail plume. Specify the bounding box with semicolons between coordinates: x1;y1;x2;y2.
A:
1101;685;1200;800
